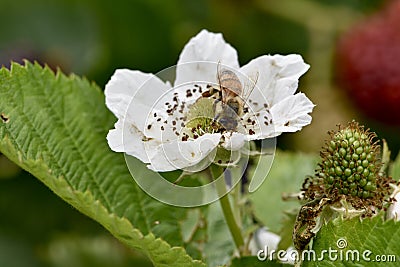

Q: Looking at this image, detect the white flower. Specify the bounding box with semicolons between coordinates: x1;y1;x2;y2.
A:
105;29;314;172
249;227;281;255
387;184;400;221
249;227;295;264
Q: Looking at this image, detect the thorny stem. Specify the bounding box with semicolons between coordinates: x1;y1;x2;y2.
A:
210;165;245;253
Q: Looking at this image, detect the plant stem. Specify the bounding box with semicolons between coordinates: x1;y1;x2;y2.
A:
211;166;245;252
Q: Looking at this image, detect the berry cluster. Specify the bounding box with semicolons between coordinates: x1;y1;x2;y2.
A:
321;125;378;199
302;121;394;216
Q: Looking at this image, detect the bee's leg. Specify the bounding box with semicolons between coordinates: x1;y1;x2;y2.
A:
213;100;221;121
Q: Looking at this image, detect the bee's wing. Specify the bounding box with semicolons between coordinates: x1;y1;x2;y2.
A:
216;61;227;103
242;71;259;102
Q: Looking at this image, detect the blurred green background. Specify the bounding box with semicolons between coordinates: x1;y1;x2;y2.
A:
1;0;399;266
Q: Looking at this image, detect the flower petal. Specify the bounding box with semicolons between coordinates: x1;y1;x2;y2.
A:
175;30;240;86
388;190;400;221
249;227;280;255
222;132;246;151
148;133;221;172
241;54;310;110
144;107;184;142
105;69;171;131
107;120;159;163
270;93;315;135
244;110;276;140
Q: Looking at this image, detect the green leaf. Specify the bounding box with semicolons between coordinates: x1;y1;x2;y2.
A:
0;62;205;266
249;150;318;232
390;152;400;181
277;210;297;251
231;256;285;267
180;208;207;261
204;201;235;267
303;215;400;267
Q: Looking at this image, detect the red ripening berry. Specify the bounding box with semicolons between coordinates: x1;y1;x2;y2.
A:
336;0;400;125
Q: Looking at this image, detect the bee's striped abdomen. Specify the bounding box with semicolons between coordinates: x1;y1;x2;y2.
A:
219;69;242;96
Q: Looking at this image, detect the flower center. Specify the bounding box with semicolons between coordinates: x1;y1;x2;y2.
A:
145;82;268;142
184;97;220;137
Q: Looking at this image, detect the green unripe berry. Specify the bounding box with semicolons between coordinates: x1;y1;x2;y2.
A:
333;160;339;167
339;148;347;157
353;140;360;148
341;140;348;148
335;166;343;176
364;182;376;191
368;164;375;172
330;140;336;149
342;159;349;168
367;173;375;181
349;161;355;169
362;191;369;199
324;160;332;167
361;152;367;160
362;160;369;168
349;182;357;189
357;166;364;173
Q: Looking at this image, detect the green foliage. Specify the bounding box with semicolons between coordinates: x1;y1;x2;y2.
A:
204;202;235;267
277;211;297;251
1;62;399;267
249;150;318;232
303;214;400;267
231;257;285;267
0;62;204;267
390;152;400;181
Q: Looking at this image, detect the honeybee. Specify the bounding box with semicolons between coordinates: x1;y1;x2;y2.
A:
211;63;258;131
